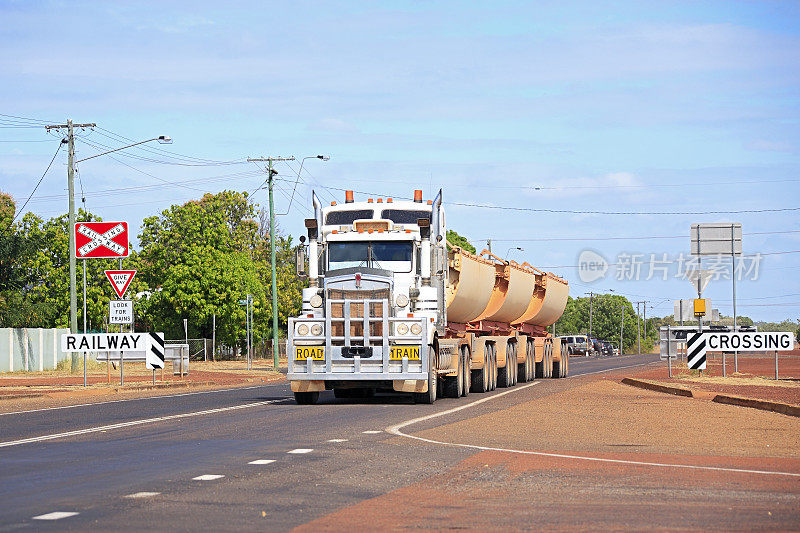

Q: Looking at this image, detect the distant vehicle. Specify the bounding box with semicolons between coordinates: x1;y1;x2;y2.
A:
612;344;620;356
589;337;603;356
560;335;589;356
600;341;614;356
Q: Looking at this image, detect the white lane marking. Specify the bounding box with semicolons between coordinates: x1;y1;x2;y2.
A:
327;439;348;443
32;511;79;520
125;492;161;498
248;459;276;465
193;474;224;481
387;377;800;478
288;448;313;454
362;430;382;434
0;398;291;449
0;384;274;417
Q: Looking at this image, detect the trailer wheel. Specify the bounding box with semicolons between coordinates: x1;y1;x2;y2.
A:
563;352;569;377
294;391;319;405
443;348;463;398
497;344;512;388
527;340;535;381
461;347;470;396
413;345;437;404
470;345;489;393
489;344;497;390
511;343;518;386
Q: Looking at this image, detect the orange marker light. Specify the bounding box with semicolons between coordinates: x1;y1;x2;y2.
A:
331;201;337;206
367;198;373;203
413;190;423;203
377;198;383;203
387;198;393;203
345;190;354;203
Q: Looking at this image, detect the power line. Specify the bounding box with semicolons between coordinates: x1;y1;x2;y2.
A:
0;113;55;124
11;140;64;222
308;184;800;216
475;229;800;243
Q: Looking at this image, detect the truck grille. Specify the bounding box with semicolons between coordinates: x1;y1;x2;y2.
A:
327;288;389;346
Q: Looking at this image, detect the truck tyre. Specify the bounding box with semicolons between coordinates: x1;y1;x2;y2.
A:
470;345;490;393
498;346;512;388
294;391;319;405
546;346;553;378
413;346;437;404
563;353;569;377
511;344;518;385
527;340;535;381
443;349;463;398
489;344;497;390
461;347;470;396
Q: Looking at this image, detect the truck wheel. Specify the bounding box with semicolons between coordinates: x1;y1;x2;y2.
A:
333;388;351;399
294;391;319;405
489;344;497;390
413;346;437;404
497;347;512;388
470;345;489;393
545;347;553;378
443;350;463;398
461;347;470;396
511;344;518;386
527;340;535;381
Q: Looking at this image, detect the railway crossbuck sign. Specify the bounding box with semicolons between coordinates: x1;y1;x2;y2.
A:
74;222;130;258
686;332;794;370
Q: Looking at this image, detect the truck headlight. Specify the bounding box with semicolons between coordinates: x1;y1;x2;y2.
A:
396;323;409;335
310;294;323;308
297;324;309;336
410;323;422;335
310;324;323;336
395;294;409;308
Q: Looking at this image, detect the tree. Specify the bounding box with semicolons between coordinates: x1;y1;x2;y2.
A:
446;229;476;254
555;294;643;354
137;191;266;347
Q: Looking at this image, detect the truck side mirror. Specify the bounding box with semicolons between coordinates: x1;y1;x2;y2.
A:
295;237;307;278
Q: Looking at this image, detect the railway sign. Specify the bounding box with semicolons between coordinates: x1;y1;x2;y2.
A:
109;300;133;324
104;269;136;298
74;221;130;258
146;332;165;369
61;333;147;353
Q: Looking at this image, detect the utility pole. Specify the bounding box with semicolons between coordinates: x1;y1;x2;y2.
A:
45;120;95;371
247;156;295;370
620;303;624;355
585;292;594;341
486;239;492;253
635;301;646;355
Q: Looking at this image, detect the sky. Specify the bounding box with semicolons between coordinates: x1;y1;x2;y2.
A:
1;0;799;322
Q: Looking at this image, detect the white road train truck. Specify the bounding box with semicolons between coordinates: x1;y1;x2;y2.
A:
288;189;569;404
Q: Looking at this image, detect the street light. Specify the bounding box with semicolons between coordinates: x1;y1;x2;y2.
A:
278;155;330;216
75;136;172;163
505;246;523;259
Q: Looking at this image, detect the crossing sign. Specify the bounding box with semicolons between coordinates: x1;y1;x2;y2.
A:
74;222;130;258
105;270;137;298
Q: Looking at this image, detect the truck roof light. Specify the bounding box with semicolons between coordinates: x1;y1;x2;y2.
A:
405;229;412;233
426;200;433;205
345;191;354;203
414;190;423;203
387;198;393;203
331;230;338;234
367;198;373;203
331;201;337;206
377;198;383;203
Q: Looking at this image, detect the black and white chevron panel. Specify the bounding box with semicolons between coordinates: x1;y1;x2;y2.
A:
146;332;165;370
686;332;707;370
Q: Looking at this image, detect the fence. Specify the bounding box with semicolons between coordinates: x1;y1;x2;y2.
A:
0;328;71;372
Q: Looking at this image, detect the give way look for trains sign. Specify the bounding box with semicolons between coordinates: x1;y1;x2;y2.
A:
104;270;137;299
74;221;130;258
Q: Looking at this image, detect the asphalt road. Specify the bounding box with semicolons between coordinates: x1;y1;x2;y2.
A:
0;354;660;530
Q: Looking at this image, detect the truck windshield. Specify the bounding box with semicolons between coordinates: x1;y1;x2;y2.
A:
328;241;413;272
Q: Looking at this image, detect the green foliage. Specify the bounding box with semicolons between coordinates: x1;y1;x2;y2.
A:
555;294;653;354
446;229;476;254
